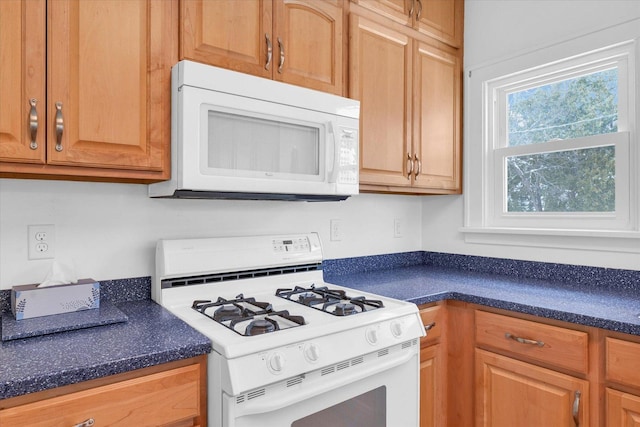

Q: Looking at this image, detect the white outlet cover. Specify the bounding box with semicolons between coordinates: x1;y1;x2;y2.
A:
28;224;55;260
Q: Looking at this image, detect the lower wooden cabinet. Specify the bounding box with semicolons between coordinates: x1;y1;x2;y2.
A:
607;388;640;427
606;337;640;426
0;356;206;427
419;304;445;427
476;349;588;427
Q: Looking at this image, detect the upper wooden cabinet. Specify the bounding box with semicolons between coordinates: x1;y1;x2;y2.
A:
0;0;176;183
181;0;345;95
353;0;463;48
350;10;462;194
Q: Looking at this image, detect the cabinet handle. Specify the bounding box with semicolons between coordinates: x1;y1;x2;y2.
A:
29;98;38;150
572;390;581;426
414;154;422;177
72;418;95;427
54;102;64;152
265;33;272;70
424;322;436;333
406;153;413;179
408;0;414;18
504;332;544;347
277;37;285;73
416;0;423;20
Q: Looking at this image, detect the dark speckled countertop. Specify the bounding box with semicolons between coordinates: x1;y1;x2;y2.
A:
323;252;640;336
0;299;211;401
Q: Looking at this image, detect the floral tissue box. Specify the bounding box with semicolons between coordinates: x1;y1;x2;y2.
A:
11;279;100;320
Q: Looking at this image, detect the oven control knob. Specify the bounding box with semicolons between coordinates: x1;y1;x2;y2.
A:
365;326;379;344
268;352;286;373
391;321;404;338
304;343;320;363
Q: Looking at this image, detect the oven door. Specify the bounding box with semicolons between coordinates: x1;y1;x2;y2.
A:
221;344;419;427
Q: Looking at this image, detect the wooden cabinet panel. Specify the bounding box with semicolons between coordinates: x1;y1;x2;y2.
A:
47;0;168;170
349;13;412;187
182;0;343;95
415;0;463;48
419;304;443;344
606;337;640;388
475;310;589;374
274;0;343;94
0;0;45;164
413;40;461;191
181;0;272;78
607;388;640;427
0;0;175;182
420;344;443;427
476;349;588;427
0;364;202;427
355;0;411;26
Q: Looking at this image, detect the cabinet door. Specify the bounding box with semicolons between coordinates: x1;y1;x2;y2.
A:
181;0;272;78
274;0;344;95
414;0;463;48
354;0;412;27
607;388;640;427
0;0;45;164
0;364;202;426
420;344;444;427
350;13;412;188
46;0;173;174
476;349;588;427
412;40;461;192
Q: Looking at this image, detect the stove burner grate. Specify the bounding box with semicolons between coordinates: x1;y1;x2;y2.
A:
276;285;384;316
191;295;305;336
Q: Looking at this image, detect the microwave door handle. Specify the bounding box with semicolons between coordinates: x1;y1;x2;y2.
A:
327;122;339;183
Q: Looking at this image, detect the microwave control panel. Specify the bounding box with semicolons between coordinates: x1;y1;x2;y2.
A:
337;127;359;185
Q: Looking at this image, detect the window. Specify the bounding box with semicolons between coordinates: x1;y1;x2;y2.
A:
464;22;639;251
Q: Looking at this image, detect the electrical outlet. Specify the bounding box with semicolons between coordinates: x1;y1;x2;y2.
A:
330;219;342;241
394;218;403;238
28;224;55;260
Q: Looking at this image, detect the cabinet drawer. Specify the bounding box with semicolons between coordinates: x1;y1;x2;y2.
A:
606;337;640;388
420;305;443;343
475;310;589;374
0;364;201;427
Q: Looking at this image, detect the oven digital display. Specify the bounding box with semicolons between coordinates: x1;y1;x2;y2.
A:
283;240;293;245
291;386;386;427
273;237;310;253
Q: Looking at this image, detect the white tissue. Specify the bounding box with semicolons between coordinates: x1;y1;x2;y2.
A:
38;260;78;288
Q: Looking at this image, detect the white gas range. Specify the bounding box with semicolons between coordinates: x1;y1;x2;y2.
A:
153;233;425;427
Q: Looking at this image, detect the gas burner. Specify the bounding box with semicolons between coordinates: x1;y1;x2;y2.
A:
192;296;305;336
276;285;384;316
246;319;277;335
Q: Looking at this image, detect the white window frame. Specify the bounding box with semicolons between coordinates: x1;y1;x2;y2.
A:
463;20;640;253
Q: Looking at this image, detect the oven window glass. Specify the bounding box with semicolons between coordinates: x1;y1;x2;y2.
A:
291;386;386;427
207;110;320;176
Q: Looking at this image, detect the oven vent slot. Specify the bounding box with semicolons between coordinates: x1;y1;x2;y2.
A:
402;341;413;349
247;389;266;400
236;395;245;404
321;366;335;376
337;361;350;371
287;376;304;387
351;356;364;366
161;263;321;288
377;349;389;357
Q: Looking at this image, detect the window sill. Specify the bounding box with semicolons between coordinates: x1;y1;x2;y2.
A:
460;227;640;253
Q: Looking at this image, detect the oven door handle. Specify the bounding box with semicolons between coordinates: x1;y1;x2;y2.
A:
226;346;417;418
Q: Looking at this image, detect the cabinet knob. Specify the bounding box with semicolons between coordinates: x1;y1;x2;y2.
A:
72;418;95;427
414;154;422;178
572;390;581;426
407;153;413;179
416;0;423;20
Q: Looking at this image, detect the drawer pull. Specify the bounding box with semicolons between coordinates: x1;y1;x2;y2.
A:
54;101;64;152
505;332;544;347
424;322;436;333
29;98;38;149
72;419;95;427
572;390;581;426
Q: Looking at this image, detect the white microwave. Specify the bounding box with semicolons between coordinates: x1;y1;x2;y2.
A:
149;60;360;201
